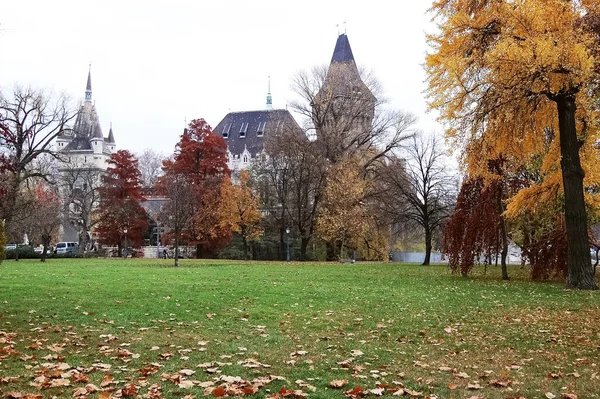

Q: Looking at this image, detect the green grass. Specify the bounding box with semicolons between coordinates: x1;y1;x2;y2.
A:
0;258;598;398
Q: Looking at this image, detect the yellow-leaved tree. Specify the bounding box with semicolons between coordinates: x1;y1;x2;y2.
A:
317;158;370;260
426;0;600;289
224;171;263;260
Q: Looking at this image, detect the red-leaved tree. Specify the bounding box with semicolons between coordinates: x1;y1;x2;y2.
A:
95;150;148;256
443;178;505;277
161;119;232;258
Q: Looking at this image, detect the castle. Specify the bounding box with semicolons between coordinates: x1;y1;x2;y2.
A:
56;67;116;168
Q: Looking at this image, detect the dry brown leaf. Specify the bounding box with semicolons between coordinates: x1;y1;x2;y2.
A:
330;379;348;388
178;380;195;389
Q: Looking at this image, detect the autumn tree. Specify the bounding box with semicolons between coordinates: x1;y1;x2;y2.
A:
59;158;105;252
156;170;196;266
164;119;232;258
377;134;456;265
444;178;507;277
25;185;62;262
222;170;263;260
254;125;327;260
95;150;148;256
0;86;75;232
274;66;415;261
427;0;600;289
317;158;370;260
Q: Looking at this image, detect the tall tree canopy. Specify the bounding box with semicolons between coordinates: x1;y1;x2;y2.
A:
377;134;456;265
223;170;263;260
427;0;600;289
162;119;232;257
0;87;75;230
95;150;148;256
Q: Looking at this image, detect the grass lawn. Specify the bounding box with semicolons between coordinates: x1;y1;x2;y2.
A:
0;259;598;399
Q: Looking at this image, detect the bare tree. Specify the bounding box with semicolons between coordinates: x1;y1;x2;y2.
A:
255;126;327;260
58;158;105;252
157;172;195;266
137;149;165;189
24;185;62;262
377;133;457;265
289;66;416;169
285;66;416;260
0;86;76;231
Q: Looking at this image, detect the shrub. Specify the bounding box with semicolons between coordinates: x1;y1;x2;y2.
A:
5;247;40;260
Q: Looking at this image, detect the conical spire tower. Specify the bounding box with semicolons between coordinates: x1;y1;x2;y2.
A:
85;64;92;102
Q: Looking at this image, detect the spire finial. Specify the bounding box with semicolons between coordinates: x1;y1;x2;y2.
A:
266;76;273;110
336;23;340;35
85;65;92;102
344;21;347;34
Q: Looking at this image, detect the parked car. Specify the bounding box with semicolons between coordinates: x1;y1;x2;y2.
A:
5;243;17;251
55;242;78;255
34;245;53;254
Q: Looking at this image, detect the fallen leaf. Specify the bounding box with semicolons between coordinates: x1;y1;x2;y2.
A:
330;379;348;388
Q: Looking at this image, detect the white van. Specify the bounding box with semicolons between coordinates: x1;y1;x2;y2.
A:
55;242;78;255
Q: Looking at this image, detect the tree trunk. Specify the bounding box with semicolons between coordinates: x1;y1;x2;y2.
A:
175;235;179;267
41;234;50;263
423;228;432;266
300;237;310;261
279;227;286;261
497;184;509;280
555;95;598;290
326;241;336;261
242;236;248;260
499;217;509;280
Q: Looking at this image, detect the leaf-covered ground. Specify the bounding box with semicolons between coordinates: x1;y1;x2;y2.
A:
0;259;598;398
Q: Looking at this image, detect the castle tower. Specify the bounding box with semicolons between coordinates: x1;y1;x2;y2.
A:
313;33;376;160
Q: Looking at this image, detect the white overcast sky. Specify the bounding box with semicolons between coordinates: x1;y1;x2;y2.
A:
0;1;440;155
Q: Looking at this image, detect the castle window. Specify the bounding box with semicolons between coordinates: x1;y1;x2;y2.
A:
257;121;266;137
222;123;231;139
239;122;248;138
243;155;248;163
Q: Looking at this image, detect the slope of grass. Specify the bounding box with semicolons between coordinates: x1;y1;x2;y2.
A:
0;258;598;398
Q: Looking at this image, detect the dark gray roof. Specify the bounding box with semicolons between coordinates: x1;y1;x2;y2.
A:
63;136;92;151
331;34;355;64
213;109;301;158
106;127;115;143
86;69;92;91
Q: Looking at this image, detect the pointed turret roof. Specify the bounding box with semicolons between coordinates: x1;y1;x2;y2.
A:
93;125;104;139
86;66;92;91
331;33;355;64
107;124;115;143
